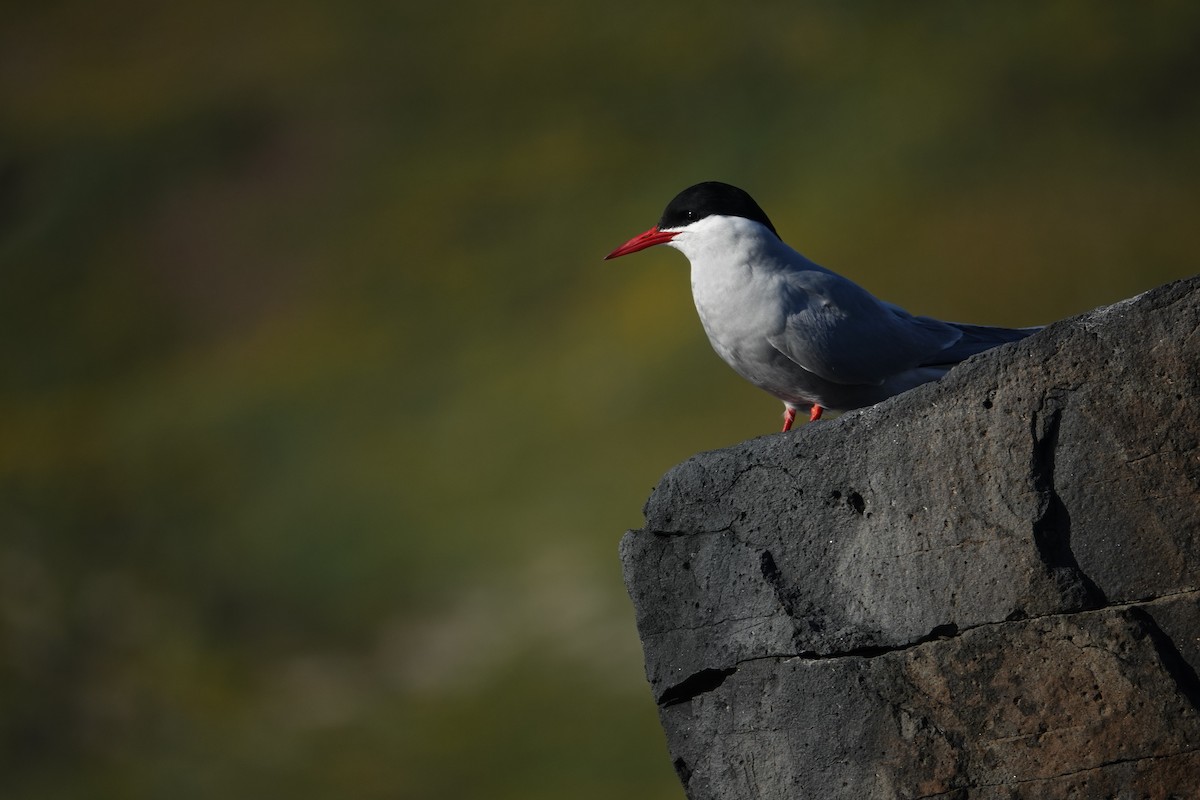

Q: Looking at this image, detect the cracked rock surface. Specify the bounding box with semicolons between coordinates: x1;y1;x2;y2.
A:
620;277;1200;799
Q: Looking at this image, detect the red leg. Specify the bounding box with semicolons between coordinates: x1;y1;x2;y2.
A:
809;405;824;422
781;407;796;432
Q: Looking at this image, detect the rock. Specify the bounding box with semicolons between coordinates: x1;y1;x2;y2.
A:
620;277;1200;799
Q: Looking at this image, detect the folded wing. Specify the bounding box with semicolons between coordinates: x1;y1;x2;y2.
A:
766;272;973;386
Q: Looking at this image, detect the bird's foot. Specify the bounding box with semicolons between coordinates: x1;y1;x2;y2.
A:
782;404;824;432
782;404;825;432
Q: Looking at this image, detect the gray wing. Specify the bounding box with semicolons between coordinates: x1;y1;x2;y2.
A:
765;274;962;386
921;321;1042;366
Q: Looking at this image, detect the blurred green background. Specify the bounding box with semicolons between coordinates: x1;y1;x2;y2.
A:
2;2;1198;798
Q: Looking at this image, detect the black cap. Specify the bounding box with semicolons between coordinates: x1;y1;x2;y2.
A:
657;181;778;236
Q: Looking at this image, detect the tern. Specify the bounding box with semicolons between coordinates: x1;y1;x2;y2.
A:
605;181;1040;431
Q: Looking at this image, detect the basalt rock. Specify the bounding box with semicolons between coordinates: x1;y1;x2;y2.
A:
621;277;1200;799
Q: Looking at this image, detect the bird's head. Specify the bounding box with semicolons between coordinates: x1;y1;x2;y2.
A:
604;181;779;261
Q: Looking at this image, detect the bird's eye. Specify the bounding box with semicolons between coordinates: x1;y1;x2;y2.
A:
684;209;696;220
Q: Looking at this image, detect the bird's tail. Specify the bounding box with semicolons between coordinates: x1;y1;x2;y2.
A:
921;321;1043;367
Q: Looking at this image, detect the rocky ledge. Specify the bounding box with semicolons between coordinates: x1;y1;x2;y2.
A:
621;277;1200;798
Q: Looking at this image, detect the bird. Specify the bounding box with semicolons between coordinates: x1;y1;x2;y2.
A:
605;181;1040;432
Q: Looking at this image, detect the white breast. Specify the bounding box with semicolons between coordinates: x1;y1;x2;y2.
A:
671;216;811;397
